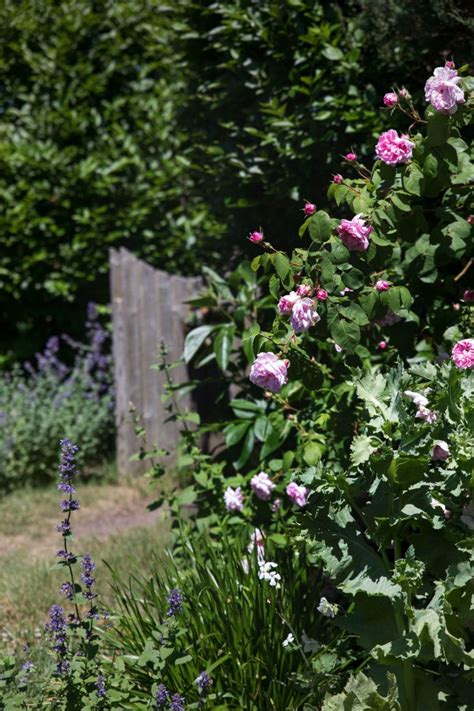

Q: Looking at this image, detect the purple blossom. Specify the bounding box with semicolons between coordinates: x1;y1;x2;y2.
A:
167;589;183;617
96;674;106;698
170;693;186;711
60;499;80;512
60;582;75;601
45;605;69;673
155;684;169;708
22;660;33;672
196;671;212;694
56;548;74;561
56;520;72;535
80;553;96;599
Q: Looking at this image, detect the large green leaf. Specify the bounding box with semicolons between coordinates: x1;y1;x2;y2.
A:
183;325;215;363
309;210;332;243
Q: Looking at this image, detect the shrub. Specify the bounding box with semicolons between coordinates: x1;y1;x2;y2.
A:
0;305;113;490
157;60;474;706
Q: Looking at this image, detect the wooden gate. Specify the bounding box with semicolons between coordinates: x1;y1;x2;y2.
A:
110;248;202;475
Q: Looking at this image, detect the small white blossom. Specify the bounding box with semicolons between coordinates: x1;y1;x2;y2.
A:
317;597;337;619
404;390;429;408
282;632;294;647
258;560;281;588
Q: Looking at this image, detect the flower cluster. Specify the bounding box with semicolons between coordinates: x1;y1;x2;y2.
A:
167;589;183;617
317;597;337;619
80;553;96;600
224;485;244;512
404;390;438;424
258;560;282;588
45;604;69;674
286;482;309;508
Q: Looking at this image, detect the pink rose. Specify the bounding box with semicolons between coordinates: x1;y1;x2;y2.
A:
432;440;449;462
467;215;474;225
249;352;289;393
378;340;388;350
463;289;474;303
398;87;410;99
375;280;390;292
250;471;275;501
332;174;343;184
303;202;316;216
224;486;244;512
249;230;264;243
383;92;398;107
296;284;311;297
271;498;281;512
345;152;357;161
424;65;465;115
278;291;299;314
316;288;328;301
375;129;414;166
290;298;320;334
336;214;372;251
451;338;474;369
286;482;308;508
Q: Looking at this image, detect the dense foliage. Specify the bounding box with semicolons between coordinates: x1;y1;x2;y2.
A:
3;0;472;360
0;305;113;491
157;61;474;707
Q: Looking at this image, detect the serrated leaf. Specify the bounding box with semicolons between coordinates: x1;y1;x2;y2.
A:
351;435;377;465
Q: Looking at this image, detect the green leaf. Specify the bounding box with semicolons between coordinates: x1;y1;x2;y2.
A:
273;252;291;282
233;427;254;469
183;326;214;363
322;672;401;711
224;421;250;447
427;111;450;146
423;153;439;180
350;435;377;466
214;325;235;371
303;441;323;466
321;45;343;61
331;319;360;352
403;166;424;196
308;211;332;243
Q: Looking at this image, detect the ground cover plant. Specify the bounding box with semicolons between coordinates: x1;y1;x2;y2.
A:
0;304;113;491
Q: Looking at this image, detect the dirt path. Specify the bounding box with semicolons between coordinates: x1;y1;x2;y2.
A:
0;483;163;561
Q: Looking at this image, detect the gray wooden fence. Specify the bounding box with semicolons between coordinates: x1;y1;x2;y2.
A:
110;248;202;475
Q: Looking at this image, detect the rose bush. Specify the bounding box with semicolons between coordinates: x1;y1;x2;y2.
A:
158;60;473;707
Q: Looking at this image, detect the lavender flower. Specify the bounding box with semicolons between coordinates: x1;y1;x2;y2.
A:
96;674;106;698
196;671;212;695
60;499;80;512
56;520;72;535
167;589;183;617
80;553;96;599
60;582;75;601
56;549;74;562
22;660;33;672
45;604;69;673
155;684;169;708
170;693;186;711
58;438;78;493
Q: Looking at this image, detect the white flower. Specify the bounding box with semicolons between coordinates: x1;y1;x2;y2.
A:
224;486;244;512
404;390;429;408
258;560;281;588
430;497;448;518
241;558;250;575
282;632;294;647
317;597;337;619
247;528;265;563
415;405;438;424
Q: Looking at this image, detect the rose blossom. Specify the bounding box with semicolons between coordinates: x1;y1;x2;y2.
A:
290;298;320;334
249;230;264;243
375;129;414;166
250;471;276;501
224;486;244;512
378;340;388;350
303;202;316;216
271;498;282;512
249;352;289;393
375;280;390;292
383;92;398;107
286;482;308;508
316;288;328;301
344;152;357;161
296;284;311;297
332;174;343;184
336;214;372;251
432;440;449;462
424;65;465;115
463;289;474;302
278;291;299;314
398;87;410;99
451;338;474;369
